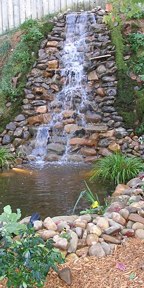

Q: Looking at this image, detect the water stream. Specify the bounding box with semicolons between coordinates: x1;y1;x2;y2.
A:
30;12;96;162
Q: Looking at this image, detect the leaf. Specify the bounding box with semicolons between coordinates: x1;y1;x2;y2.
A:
129;272;136;280
116;262;126;271
4;205;12;214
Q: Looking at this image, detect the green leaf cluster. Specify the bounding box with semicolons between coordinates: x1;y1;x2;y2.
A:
0;148;14;169
0;205;26;239
0;230;64;287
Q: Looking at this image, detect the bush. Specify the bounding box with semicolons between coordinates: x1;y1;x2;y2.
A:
90;153;144;185
0;148;14;168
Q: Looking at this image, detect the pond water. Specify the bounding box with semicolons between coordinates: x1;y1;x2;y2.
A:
0;163;111;219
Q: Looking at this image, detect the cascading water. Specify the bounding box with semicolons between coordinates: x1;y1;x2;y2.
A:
30;12;96;162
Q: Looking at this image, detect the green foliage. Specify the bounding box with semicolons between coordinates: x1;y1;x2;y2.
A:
90;153;144;185
0;205;26;240
135;123;144;136
108;0;144;20
0;40;11;58
129;33;144;53
0;229;64;287
0;148;14;168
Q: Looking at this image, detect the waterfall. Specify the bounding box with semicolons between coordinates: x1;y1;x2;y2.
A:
29;12;96;162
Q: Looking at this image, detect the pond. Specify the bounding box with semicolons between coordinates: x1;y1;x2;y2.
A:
0;163;111;219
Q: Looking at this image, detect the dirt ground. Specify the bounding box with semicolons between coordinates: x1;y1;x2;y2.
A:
46;238;144;288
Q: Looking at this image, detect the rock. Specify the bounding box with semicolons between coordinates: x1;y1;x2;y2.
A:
121;228;135;237
86;112;102;123
132;222;144;230
79;214;92;222
119;208;129;220
74;219;87;229
127;178;143;188
35;105;47;113
33;220;43;231
112;212;126;226
102;234;121;244
14;114;25;122
47;60;59;69
43;217;57;230
75;227;83;238
85;124;108;133
47;40;59;47
53;236;68;250
47;143;65;155
128;213;144;225
108;142;121;152
66;253;79;262
38;229;57;240
86;234;99;246
126;220;134;229
130;201;144;209
89;243;105;257
76;247;89;257
68;231;78;253
58;267;72;285
101;242;111;255
104;226;121;235
112;184;129;196
88;71;99;81
98;148;112;157
96;87;105;97
97;217;109;230
52;215;78;224
87;223;102;236
135;229;144;240
2;134;11;144
69;137;95;147
28;114;51;125
96;65;107;75
14;127;23;137
6;122;16;131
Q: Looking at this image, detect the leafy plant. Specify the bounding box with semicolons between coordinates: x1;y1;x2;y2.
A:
0;229;64;287
129;33;144;53
90;153;144;185
0;205;26;240
0;148;14;168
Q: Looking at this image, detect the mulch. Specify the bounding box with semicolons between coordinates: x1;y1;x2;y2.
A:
45;238;144;288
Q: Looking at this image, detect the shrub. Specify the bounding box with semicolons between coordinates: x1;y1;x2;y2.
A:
90;153;144;185
0;148;14;168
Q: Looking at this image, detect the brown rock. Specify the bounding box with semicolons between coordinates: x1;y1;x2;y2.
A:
69;137;95;147
33;87;44;94
47;60;59;69
46;40;59;47
81;147;96;156
27;113;51;125
62;110;75;118
108;142;121;152
88;71;99;81
64;124;80;134
86;234;99;246
102;234;121;244
38;229;58;240
112;212;126;226
76;247;89;257
43;217;57;230
35;105;47;113
128;213;144;225
66;253;79;262
112;184;130;196
96;87;105;97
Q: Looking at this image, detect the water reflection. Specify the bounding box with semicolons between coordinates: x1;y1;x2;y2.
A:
0;163;109;219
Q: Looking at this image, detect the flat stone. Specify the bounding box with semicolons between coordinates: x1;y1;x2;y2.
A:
89;243;105;257
135;229;144;239
69;137;95;147
112;212;126;226
88;71;99;81
47;143;65;155
28;113;51;125
85;124;108;132
98;148;112;157
52;215;78;224
14;114;25;122
102;234;121;244
127;178;143;188
46;40;59;47
86;112;102;123
43;217;57;230
104;226;121;235
35;105;47;113
96;65;107;75
58;267;72;285
128;213;144;225
81;147;96;156
86;234;99;246
47;60;59;69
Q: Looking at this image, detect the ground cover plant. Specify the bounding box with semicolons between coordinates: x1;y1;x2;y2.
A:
0;16;54;132
0;206;64;288
0;148;14;169
90;153;144;185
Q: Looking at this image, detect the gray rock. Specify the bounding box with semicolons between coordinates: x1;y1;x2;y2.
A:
101;242;111;255
47;143;65;155
2;134;11;144
6;122;16;131
14;114;26;122
58;268;72;285
14;128;23;137
68;230;78;253
89;243;105;257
